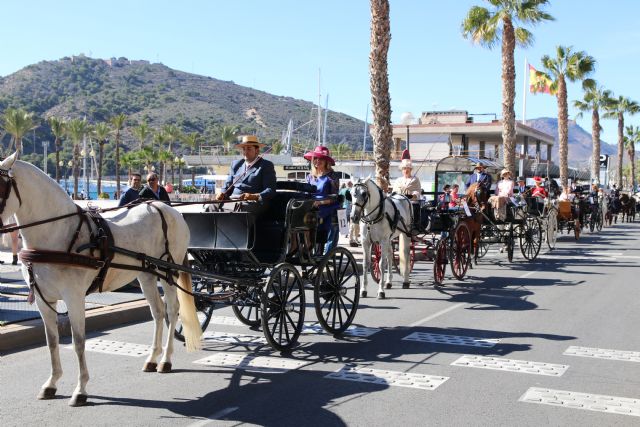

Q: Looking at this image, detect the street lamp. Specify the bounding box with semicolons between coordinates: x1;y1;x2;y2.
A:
400;112;415;153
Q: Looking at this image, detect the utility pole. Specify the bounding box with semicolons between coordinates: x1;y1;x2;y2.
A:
42;141;48;175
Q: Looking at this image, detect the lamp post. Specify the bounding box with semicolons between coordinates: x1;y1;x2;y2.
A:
42;141;49;175
400;112;415;154
175;156;185;192
66;160;73;194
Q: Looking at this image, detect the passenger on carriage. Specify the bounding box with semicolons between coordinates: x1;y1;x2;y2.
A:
438;184;452;210
139;172;171;202
559;186;576;202
495;169;514;197
449;184;460;208
515;176;529;195
465;162;492;192
215;135;277;216
392;158;422;200
530;176;547;198
304;145;340;254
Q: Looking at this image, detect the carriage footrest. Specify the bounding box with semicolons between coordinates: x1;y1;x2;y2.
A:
196;290;235;303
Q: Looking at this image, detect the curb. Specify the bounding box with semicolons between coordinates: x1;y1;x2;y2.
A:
0;299;151;353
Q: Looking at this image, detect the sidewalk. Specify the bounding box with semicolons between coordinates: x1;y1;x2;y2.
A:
0;235;366;353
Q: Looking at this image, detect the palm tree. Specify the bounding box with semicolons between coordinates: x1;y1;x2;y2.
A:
462;0;553;173
2;108;37;157
158;150;173;184
174;157;186;192
182;132;201;186
329;142;353;159
132;122;151;150
270;141;284;155
65;118;90;199
604;96;640;188
573;80;613;184
110;114;127;198
370;0;393;191
537;46;595;187
48;116;66;182
220;125;240;153
139;146;156;176
92;122;110;195
120;151;142;180
624;125;640;190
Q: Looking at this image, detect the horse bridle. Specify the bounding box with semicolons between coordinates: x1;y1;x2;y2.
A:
0;168;22;226
353;182;386;224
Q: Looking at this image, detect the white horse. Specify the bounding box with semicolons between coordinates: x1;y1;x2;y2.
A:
0;154;201;407
350;178;412;299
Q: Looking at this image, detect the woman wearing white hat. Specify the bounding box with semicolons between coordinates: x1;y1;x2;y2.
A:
392;158;422;200
495;169;514;198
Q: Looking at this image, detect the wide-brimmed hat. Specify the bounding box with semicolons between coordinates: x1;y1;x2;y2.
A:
473;162;485;170
517;176;526;182
236;135;266;149
399;159;413;169
500;169;512;177
304;145;335;166
533;176;543;183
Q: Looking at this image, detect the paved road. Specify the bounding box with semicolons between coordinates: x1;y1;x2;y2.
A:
2;223;640;426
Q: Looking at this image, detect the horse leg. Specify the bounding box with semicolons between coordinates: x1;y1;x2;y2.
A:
158;279;178;373
138;274;165;373
376;241;388;299
399;233;411;288
383;240;393;292
35;296;63;401
63;292;90;407
361;237;370;298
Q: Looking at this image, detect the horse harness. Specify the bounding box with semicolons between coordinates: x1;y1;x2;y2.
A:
353;182;413;239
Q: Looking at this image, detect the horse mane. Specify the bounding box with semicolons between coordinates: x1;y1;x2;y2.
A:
465;183;480;199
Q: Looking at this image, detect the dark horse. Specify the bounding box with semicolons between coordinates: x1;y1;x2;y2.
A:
459;182;490;264
619;193;635;223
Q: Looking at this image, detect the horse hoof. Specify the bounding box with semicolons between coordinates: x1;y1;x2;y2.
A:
377;292;386;299
385;283;392;289
361;291;368;298
402;282;410;289
37;387;57;400
142;362;157;372
69;394;88;407
157;362;172;373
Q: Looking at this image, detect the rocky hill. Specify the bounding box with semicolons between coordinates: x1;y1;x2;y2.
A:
525;117;617;166
0;55;365;150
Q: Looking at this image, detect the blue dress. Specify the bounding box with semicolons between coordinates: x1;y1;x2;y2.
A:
306;171;340;252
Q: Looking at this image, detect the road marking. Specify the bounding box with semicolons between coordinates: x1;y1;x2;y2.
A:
194;352;309;373
519;387;640;417
402;332;499;348
409;303;465;327
326;365;449;390
564;346;640;363
187;407;240;427
451;355;568;376
584;252;623;256
202;331;267;346
519;270;539;279
208;316;381;337
67;338;150;357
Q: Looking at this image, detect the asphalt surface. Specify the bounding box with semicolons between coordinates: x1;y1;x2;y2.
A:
1;222;640;426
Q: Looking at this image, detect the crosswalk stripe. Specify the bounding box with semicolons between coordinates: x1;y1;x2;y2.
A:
520;387;640;417
402;332;499;348
326;365;449;390
564;346;640;363
67;338;150;357
194;352;309;373
451;355;568;376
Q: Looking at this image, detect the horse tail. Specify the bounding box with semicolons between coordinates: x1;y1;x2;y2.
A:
176;256;202;352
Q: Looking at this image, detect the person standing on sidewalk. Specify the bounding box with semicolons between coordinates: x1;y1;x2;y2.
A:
1;215;20;265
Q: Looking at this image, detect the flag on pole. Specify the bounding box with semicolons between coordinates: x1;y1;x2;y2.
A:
529;64;555;95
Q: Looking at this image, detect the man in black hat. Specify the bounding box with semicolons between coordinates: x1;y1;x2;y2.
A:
516;176;529;195
465;162;492;191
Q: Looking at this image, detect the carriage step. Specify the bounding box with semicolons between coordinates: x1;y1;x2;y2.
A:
198;291;235;302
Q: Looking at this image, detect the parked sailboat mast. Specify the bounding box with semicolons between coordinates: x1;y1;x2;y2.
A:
322;94;329;146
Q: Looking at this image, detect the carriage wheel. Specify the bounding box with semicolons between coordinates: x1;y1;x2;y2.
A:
506;226;515;263
546;214;558;250
433;239;448;285
450;222;471;280
168;272;215;342
476;240;490;259
261;263;305;351
314;247;360;335
232;286;261;326
369;243;382;284
519;217;542;261
589;212;596;232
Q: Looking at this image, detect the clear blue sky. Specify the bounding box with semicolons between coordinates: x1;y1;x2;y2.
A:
1;0;638;146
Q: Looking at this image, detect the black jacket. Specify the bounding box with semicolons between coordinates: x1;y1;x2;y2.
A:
138;185;170;202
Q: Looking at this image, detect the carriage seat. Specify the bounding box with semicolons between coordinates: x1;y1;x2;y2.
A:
558;200;572;220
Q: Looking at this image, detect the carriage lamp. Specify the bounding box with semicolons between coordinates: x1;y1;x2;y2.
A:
80;149;86;157
58;160;64;167
68;160;73;167
89;149;95;158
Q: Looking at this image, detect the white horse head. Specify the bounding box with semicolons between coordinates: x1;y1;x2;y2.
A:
350;178;383;223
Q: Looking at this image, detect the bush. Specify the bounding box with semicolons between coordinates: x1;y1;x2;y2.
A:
181;185;198;194
98;192;111;199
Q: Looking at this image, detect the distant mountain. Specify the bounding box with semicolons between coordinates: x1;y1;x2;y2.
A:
0;55;365;150
526;117;616;166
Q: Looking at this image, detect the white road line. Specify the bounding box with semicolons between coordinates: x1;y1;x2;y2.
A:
451;355;568;376
187;407;240;427
409;303;465;327
67;338;150;357
402;332;499;348
564;346;640;363
194;352;309;373
326;365;449;390
519;270;538;279
520;387;640;417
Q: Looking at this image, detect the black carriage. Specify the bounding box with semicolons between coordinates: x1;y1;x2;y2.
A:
180;181;360;351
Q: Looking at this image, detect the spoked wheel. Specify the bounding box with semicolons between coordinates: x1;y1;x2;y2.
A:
433;239;448;285
476;240;490;259
370;243;382;284
167;271;215;342
546;214;558;250
450;222;472;280
520;217;542;261
589;212;596;232
232;286;261;326
314;247;361;335
506;226;515;263
261;263;305;351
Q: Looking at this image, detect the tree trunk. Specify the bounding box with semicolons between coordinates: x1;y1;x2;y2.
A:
115;133;121;199
501;17;517;172
97;141;104;195
191;169;196;187
178;166;183;192
557;77;569;187
617;112;624;188
628;148;636;191
370;0;393;191
55;138;61;183
73;144;80;199
591;108;600;184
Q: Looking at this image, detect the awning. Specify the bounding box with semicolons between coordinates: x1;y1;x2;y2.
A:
435;156;503;174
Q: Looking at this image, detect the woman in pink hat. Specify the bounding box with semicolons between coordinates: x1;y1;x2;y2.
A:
530;176;547;199
304;146;341;253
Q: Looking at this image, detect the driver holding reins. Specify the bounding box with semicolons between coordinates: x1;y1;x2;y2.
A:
465;162;492;192
215;135;276;216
